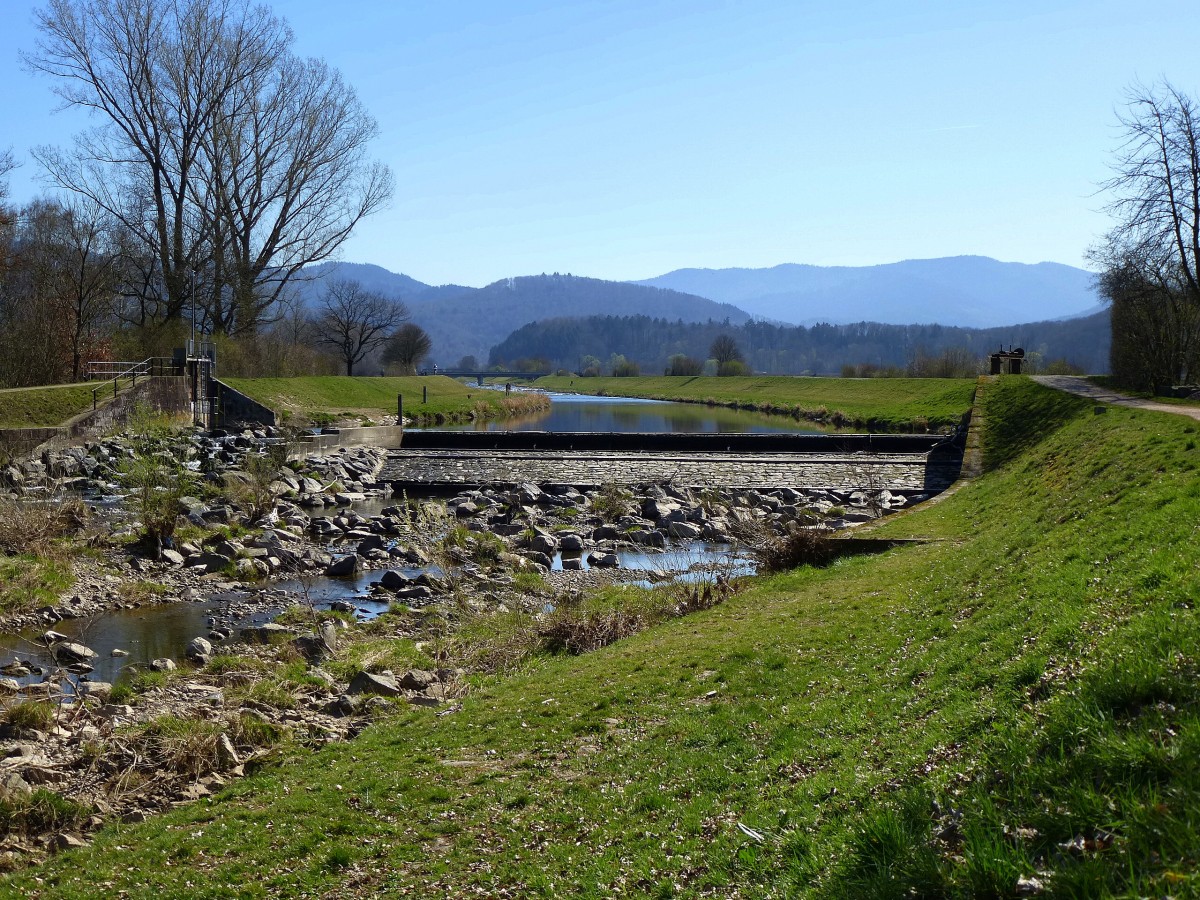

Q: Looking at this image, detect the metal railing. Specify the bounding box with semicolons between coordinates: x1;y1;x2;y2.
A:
85;357;180;410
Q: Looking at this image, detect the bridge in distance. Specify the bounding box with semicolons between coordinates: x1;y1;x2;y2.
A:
418;368;552;385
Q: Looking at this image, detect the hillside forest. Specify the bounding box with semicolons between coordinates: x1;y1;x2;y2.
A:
489;311;1109;377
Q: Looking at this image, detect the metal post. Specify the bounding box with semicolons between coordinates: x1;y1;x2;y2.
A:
397;394;402;421
190;271;196;359
423;385;427;404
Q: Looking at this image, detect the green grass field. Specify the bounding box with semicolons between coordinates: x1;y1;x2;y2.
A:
534;375;976;431
0;383;99;429
223;375;528;425
7;377;1200;897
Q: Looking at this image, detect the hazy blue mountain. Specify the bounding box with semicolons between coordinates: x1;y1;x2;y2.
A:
635;256;1101;328
299;261;473;302
295;266;750;366
410;273;750;365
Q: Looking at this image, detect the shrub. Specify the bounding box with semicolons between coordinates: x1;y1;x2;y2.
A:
225;445;287;521
737;523;837;573
0;496;90;556
122;453;193;555
0;789;90;838
3;700;57;731
591;482;632;520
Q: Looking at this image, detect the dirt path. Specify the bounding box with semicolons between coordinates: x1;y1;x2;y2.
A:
1031;375;1200;422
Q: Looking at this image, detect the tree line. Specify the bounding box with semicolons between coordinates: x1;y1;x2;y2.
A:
0;0;403;386
1093;81;1200;390
488;311;1109;377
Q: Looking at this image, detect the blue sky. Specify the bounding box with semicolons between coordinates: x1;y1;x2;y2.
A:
2;0;1197;287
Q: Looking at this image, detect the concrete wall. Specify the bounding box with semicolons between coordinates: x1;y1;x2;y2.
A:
0;376;192;458
216;380;277;427
398;429;954;455
287;425;404;460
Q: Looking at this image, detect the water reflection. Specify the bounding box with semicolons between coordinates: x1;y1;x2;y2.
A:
0;598;259;689
421;392;820;435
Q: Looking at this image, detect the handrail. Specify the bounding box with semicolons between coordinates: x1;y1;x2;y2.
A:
86;357;170;410
84;357;179;380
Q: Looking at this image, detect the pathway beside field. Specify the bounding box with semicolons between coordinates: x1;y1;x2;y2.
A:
1032;375;1200;422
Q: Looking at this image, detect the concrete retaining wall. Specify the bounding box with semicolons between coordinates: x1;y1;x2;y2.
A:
0;377;192;457
399;429;956;456
216;381;277;427
287;425;404;460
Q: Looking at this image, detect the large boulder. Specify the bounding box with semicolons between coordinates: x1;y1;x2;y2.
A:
667;521;703;540
186;636;213;665
325;555;359;577
356;533;386;555
641;498;681;522
559;533;585;552
50;642;97;665
347;670;400;697
379;569;411;591
529;533;559;556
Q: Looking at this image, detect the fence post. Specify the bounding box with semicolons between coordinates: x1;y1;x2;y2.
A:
397;394;402;422
423;385;427;404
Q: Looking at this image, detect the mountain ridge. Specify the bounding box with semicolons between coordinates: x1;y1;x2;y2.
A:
634;256;1101;328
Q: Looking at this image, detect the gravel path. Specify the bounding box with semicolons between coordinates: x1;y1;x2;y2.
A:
1031;375;1200;422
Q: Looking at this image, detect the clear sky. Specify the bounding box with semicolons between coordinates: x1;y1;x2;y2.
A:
2;0;1197;287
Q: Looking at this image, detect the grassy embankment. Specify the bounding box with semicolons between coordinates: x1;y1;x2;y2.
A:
0;384;108;614
6;377;1200;897
534;374;975;432
0;383;98;429
223;375;548;427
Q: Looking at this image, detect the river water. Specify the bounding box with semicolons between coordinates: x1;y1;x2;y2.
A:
416;391;822;434
3;391;775;690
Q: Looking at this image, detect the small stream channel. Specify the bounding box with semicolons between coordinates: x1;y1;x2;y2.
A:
5;392;790;692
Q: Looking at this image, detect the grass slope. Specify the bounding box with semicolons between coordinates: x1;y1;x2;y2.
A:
9;378;1200;897
534;375;975;431
223;376;507;425
0;383;98;429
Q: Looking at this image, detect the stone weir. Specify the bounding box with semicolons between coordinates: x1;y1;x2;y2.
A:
380;431;963;493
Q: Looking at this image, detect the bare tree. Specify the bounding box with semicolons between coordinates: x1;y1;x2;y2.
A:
1093;81;1200;387
1099;81;1200;299
0;148;14;200
383;323;433;375
313;279;409;375
26;0;391;338
709;334;746;375
709;334;743;365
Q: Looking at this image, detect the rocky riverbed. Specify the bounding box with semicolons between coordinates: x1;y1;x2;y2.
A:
0;427;923;863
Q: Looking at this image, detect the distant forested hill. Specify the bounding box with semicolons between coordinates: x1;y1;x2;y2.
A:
489;310;1111;375
296;268;750;365
636;256;1101;328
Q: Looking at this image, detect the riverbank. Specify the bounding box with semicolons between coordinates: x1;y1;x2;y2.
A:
533;374;975;432
223;375;550;427
3;377;1195;896
0;420;917;864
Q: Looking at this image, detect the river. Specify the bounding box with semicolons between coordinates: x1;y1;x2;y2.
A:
1;391;783;690
416;391;822;434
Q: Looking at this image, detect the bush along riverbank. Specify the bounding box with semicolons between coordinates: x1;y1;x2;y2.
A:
533;374;976;432
3;375;1198;896
0;420;910;868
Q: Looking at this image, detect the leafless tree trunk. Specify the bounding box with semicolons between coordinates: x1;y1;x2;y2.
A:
26;0;391;339
1093;81;1200;387
313;279;409;376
